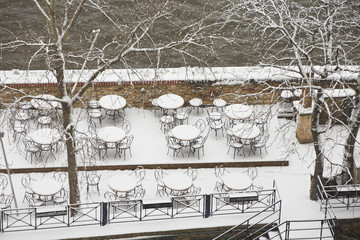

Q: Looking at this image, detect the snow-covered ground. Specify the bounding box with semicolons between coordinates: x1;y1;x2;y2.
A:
1;104;359;239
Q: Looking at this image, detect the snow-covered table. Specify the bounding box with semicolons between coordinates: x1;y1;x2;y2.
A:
28;128;61;145
170;125;200;141
222;173;252;191
225;104;253;121
99;95;126;119
163;173;193;195
97;126;125;143
31;94;61;110
157;94;184;110
31;178;63;204
108;175;138;194
228;123;261;140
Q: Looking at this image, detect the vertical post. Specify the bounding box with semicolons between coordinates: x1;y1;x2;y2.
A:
101;202;108;226
204;194;211;218
0;132;18;211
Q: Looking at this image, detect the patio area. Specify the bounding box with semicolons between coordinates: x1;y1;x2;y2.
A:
1;100;359;239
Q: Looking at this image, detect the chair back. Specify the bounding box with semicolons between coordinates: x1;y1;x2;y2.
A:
132;166;146;185
214;165;229;178
21;174;32;188
0;175;9;190
193;119;206;133
154;168;166;181
245;167;258;180
125;134;134;147
120;120;132;134
184;167;198;181
53;170;67;182
104;191;117;201
86;173;101;186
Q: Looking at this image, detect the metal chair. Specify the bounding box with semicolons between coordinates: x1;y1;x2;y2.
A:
189;129;209;159
0;194;13;209
250;133;269;157
160;115;175;133
21;174;35;202
184;167;198;181
0;175;8;191
206;117;225;137
227;135;245;159
174;107;192;125
115;134;134;160
193;119;206;135
52;170;67;182
86;172;101;195
165;135;183;158
214;166;230;192
130;166;146;189
120;120;132;135
53;188;69;205
24;191;44;207
22;137;41;164
9;117;28;142
104;191;118;201
154;168;168;197
243;167;263;190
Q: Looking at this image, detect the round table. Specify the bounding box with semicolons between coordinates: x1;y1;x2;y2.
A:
157;94;184;110
228;123;261;140
222;173;252;191
99;95;126;110
170;125;200;141
225;104;253;121
97;126;125;143
28;128;61;145
108;175;137;193
31;94;61;110
31;178;63;197
163;174;193;192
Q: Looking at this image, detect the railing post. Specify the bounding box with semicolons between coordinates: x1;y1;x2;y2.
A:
285;221;290;240
101;202;108;226
204;194;211;218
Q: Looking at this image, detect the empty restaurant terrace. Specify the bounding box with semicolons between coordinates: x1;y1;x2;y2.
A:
0;67;359;239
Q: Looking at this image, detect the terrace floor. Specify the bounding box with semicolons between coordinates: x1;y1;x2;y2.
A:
1;104;360;239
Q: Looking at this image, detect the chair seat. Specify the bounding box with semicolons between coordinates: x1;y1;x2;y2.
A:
152;98;159;107
89;109;102;118
88;100;100;109
38;116;51;125
160;115;174;124
230;142;243;148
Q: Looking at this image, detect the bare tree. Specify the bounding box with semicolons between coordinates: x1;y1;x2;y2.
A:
0;0;234;205
225;0;360;199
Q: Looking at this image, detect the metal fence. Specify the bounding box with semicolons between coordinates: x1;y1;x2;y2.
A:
0;188;278;233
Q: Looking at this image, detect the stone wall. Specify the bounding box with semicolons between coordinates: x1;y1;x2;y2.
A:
0;80;279;109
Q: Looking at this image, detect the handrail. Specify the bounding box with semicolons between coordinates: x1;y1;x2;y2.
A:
213;199;282;240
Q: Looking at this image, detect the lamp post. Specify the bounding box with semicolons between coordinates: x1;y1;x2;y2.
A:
0;132;18;209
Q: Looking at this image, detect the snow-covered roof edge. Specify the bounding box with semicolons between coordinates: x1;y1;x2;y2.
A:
0;66;358;85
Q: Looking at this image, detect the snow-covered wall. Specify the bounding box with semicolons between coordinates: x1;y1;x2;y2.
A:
0;66;358;86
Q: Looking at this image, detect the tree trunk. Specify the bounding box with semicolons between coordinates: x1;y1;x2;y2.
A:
62;103;80;207
310;89;324;200
341;82;360;184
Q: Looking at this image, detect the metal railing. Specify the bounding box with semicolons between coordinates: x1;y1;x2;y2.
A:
1;188;279;233
257;219;335;240
213;199;282;239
